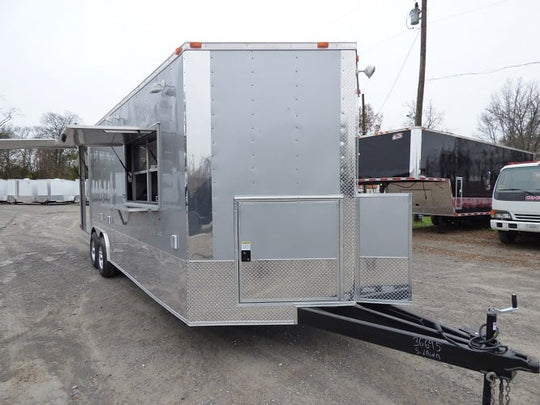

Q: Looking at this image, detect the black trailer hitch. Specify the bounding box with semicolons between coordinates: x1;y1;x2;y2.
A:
298;294;539;404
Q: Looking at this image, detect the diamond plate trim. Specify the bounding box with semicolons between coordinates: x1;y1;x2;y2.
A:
340;49;360;300
357;257;412;302
240;259;339;302
187;260;297;324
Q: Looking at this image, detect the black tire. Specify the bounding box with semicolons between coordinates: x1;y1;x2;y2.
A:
431;216;442;226
498;231;517;244
90;233;99;269
97;237;119;278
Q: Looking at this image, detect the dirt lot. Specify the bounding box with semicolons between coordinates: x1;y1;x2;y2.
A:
1;204;539;405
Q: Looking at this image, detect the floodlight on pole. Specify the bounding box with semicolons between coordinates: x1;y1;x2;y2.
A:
358;65;376;79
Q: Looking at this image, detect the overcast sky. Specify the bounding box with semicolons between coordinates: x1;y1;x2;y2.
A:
1;0;539;138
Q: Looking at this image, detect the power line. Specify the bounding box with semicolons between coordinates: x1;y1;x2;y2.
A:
430;0;510;24
428;61;540;81
377;31;419;115
361;0;510;54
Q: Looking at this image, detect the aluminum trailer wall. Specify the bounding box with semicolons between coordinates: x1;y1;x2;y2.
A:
358;128;534;217
49;179;78;203
81;42;411;326
6;179;17;203
0;179;7;202
16;179;36;203
34;179;50;203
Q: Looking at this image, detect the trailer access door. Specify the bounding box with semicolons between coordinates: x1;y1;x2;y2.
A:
236;196;342;303
356;193;412;302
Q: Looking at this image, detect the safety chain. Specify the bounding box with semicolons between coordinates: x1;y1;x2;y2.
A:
503;378;511;405
486;372;512;405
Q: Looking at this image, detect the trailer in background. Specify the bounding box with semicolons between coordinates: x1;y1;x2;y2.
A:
14;178;36;204
1;178;79;204
357;128;534;225
48;179;79;203
0;179;7;202
6;179;17;203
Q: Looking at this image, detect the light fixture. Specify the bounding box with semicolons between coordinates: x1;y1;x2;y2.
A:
409;2;421;26
149;80;165;94
149;79;176;96
358;65;376;79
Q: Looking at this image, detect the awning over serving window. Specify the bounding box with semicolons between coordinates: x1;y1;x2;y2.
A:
0;139;61;149
0;125;155;149
60;125;155;147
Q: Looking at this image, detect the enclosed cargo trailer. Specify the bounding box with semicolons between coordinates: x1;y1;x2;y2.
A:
49;178;78;203
64;42;412;325
357;128;534;223
6;179;17;203
1;43;537;402
14;178;37;203
0;179;7;202
34;179;50;203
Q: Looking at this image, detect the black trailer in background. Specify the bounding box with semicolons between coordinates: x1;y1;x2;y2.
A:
357;128;534;224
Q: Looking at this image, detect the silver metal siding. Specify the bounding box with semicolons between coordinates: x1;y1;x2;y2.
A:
210;49;342;261
89;55;189;317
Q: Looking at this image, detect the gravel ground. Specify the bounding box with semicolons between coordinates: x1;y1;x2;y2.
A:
0;204;539;405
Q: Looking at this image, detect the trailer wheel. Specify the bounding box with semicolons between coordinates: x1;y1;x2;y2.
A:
90;233;99;269
431;216;442;226
97;237;119;278
498;231;517;244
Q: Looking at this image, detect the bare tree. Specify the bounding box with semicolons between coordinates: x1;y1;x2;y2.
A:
478;78;540;153
404;99;444;129
359;103;383;135
34;111;81;178
36;111;80;139
0;126;36;178
0;126;15;178
0;107;16;128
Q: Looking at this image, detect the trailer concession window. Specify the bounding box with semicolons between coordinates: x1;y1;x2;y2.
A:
61;124;160;209
125;134;158;203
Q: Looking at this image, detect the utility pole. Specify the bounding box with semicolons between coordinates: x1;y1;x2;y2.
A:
361;94;367;135
414;0;427;127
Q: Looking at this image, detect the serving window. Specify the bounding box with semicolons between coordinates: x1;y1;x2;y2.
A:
126;135;159;203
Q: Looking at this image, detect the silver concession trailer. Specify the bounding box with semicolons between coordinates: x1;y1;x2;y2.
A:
2;43;538;400
66;42;412;326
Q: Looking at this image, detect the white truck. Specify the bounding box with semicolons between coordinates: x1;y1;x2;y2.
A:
491;161;540;243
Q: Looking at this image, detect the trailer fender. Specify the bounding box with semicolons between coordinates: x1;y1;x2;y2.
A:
91;226;111;262
91;227;118;278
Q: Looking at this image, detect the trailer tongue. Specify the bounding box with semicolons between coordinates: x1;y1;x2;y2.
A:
299;297;539;404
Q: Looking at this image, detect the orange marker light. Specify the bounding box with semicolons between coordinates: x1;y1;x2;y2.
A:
190;42;203;48
175;47;183;55
317;42;329;48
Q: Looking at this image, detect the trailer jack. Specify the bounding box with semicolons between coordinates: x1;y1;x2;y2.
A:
298;295;539;404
